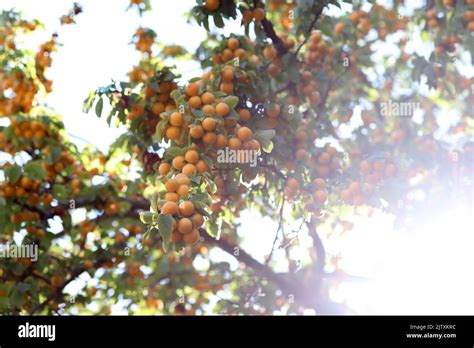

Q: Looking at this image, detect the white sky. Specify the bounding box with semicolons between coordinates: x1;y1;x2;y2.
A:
3;0;473;314
2;0;206;151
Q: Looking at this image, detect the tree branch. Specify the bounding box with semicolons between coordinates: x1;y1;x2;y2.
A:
30;257;109;315
253;0;288;56
201;233;297;298
294;5;326;55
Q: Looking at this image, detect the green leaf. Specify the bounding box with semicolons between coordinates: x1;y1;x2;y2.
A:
261;139;273;153
5;165;22;184
190;192;212;206
52;184;67;199
9;289;23;308
139;211;156;224
223;96;239;108
24;161;46;180
0;283;11;295
203;175;217;194
157;214;174;252
203;16;210;31
213;13;224;28
95;97;104;118
16;282;30;293
255;129;276;140
82;91;96;113
51;146;62;162
165;146;187;160
227;109;239;120
0;297;9;310
153;120;167;142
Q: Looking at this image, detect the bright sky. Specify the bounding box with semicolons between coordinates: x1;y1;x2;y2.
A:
2;0;206;151
3;0;473;315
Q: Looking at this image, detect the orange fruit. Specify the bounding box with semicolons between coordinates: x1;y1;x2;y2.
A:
243;10;253;24
190;125;204;139
170;230;182;243
468;21;474;32
201;92;215;105
172;156;186;170
177;184;190;197
350;11;361;24
222;48;234;62
267;64;279;76
183;229;200;244
179;201;195;217
166;126;181;140
185;83;199;97
318;152;331;164
253;8;265;22
170;112;184;127
158;162;171;175
335;22;345;35
165;179;179;192
175;173;191;185
314;190;327;203
164;192;179;202
196;160;209;173
182;163;197;176
314;178;325;189
227;37;239;50
205;0;219;11
219;81;234;94
266;104;280;118
221;67;234;81
191;214;204;227
185;150;199;164
228;137;242;150
202;117;217;131
51;275;63;288
348;182;360;195
215;134;228;148
162;201;179;215
234;48;246;59
287;178;299;190
263;46;277;59
152;102;165;116
237;127;252;141
178;218;194;234
238;109;251;122
202;104;215;115
242;10;253;24
216;103;230;116
340;189;351;202
189;96;202;109
296;149;306;160
203;132;217;145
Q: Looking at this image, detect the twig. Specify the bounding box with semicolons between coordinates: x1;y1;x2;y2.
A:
265;194;285;265
294;5;326;56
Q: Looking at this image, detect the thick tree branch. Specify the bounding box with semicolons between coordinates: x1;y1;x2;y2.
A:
253;0;288;56
261;18;288;56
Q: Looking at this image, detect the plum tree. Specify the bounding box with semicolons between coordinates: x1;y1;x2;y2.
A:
0;0;473;315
